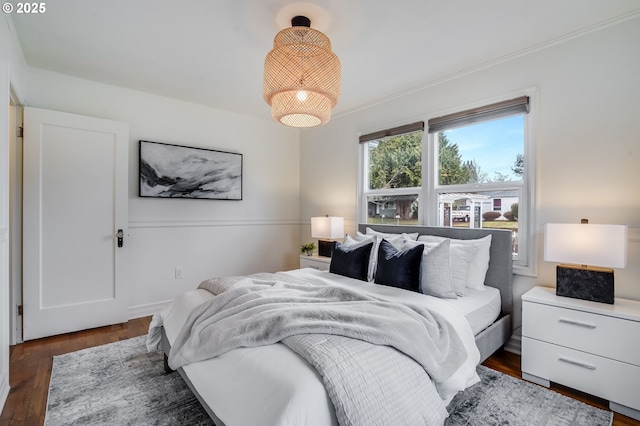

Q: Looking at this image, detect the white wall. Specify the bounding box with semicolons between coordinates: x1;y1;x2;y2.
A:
23;69;302;317
299;16;640;336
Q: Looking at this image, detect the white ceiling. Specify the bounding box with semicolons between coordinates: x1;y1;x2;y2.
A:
10;0;640;122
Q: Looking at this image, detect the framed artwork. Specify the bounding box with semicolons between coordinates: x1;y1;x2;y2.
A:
139;140;242;200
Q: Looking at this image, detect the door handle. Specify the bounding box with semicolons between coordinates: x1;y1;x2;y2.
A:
116;229;124;248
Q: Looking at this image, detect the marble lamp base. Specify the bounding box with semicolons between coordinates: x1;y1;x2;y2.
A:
318;239;334;258
556;264;614;304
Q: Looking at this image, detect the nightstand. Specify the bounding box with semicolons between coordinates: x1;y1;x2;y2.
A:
299;254;331;271
522;286;640;420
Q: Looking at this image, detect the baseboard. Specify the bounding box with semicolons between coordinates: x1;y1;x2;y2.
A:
504;334;522;355
0;375;9;416
128;300;172;320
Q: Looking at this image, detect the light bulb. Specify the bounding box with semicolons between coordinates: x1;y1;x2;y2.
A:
296;90;308;101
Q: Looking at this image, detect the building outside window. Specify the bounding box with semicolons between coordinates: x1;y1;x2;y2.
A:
363;122;423;225
359;94;536;274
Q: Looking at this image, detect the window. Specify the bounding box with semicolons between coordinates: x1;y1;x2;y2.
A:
361;122;424;225
433;110;525;264
359;94;536;274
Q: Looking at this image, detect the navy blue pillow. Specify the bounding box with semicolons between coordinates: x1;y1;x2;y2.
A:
329;241;373;281
374;239;424;292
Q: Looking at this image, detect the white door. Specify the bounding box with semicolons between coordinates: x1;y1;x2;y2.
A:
22;107;129;340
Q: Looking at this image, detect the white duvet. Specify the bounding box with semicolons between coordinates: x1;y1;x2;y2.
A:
147;268;480;426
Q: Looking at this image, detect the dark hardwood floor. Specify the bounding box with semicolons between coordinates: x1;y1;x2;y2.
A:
1;318;638;426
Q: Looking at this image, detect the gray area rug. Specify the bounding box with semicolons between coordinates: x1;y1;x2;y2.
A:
47;336;613;425
46;336;212;425
446;366;613;426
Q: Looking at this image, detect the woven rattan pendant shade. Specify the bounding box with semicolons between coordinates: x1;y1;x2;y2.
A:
264;17;341;128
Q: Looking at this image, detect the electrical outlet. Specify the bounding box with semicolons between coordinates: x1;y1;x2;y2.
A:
175;266;184;279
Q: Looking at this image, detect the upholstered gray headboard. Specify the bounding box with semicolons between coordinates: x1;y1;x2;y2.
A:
358;224;513;316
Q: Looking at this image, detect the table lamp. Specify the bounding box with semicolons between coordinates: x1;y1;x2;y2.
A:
544;220;627;304
311;216;344;258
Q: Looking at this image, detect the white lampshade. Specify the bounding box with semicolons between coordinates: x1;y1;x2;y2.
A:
311;216;344;239
544;223;627;269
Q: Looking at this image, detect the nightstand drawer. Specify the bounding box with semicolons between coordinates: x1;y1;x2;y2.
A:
299;255;331;271
523;337;640;412
523;301;640;366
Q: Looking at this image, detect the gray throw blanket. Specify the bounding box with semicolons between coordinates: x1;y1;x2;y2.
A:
168;273;468;425
284;333;449;425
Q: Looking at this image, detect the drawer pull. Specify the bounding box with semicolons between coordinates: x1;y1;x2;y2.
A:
558;356;596;371
559;318;596;329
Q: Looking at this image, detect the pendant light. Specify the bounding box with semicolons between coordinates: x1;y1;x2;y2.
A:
263;16;341;128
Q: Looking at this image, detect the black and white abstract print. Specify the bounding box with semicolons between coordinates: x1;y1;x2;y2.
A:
139;140;242;200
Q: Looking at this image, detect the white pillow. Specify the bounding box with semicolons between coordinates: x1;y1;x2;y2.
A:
342;234;374;250
402;239;456;299
365;227;419;241
344;234;377;281
417;234;492;292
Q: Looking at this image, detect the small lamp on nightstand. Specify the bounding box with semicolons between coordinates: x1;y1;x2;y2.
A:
311;216;344;258
544;220;627;304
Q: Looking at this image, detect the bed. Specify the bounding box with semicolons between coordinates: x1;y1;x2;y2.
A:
147;224;513;426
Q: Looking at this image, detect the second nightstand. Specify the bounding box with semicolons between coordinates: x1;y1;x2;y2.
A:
522;286;640;420
299;254;331;271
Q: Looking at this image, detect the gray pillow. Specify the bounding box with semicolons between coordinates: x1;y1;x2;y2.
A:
402;239;456;299
418;235;492;293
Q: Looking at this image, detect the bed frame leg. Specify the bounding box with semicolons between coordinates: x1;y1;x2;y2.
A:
164;353;175;374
